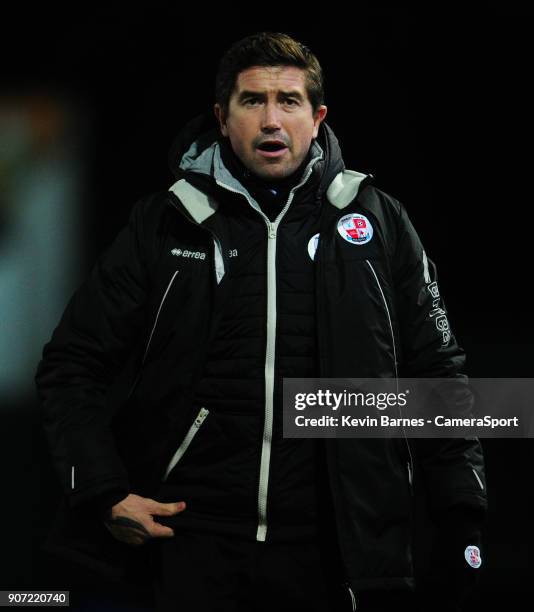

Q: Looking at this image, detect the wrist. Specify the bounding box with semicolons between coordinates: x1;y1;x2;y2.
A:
92;489;129;521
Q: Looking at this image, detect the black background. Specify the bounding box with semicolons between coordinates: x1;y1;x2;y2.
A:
2;7;532;608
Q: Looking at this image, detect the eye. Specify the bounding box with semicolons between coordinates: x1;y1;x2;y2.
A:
244;97;260;106
283;98;299;106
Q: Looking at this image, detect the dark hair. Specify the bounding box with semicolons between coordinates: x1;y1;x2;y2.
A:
215;32;325;118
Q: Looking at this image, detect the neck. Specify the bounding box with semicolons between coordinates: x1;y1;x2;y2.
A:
218;137;314;222
218;137;312;192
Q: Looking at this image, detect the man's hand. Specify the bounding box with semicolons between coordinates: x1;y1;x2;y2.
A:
103;493;186;547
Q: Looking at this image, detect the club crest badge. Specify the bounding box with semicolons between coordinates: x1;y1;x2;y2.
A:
337;213;373;245
308;233;320;261
464;545;482;569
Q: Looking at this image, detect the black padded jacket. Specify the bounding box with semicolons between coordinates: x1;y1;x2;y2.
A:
35;115;488;595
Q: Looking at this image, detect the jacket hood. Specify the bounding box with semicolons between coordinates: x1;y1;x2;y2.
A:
168;111;346;201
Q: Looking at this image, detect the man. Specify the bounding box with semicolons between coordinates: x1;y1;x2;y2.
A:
35;32;487;611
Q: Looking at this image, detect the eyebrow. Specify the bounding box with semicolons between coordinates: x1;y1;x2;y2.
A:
237;90;305;102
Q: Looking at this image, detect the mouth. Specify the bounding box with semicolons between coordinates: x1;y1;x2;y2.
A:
256;140;289;158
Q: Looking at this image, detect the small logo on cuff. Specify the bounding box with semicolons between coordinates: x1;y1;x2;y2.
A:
464;545;482;568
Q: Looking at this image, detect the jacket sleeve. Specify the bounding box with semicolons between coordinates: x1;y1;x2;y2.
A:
392;202;488;604
34;198;153;511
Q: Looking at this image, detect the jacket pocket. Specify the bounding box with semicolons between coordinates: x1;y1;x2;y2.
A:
470;463;485;491
366;259;416;487
364;259;397;375
162;407;209;481
125;270;180;402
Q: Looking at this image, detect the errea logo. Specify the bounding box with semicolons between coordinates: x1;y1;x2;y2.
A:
171;248;206;260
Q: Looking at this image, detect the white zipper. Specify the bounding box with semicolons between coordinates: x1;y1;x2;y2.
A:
216;159;320;542
256;222;277;541
162;407;209;481
258;164;320;541
365;259;414;484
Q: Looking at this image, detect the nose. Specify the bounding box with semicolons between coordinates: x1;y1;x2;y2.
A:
261;102;282;133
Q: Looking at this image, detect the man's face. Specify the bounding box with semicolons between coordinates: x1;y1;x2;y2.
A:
214;65;327;181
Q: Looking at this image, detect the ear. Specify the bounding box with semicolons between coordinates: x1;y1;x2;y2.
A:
214;103;229;137
312;105;328;139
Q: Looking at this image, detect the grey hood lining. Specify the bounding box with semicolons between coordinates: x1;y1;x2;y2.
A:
179;139;216;175
326;170;369;209
212;139;324;213
171;139;325;224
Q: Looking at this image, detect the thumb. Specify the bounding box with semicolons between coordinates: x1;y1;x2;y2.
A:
152;501;186;516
